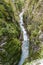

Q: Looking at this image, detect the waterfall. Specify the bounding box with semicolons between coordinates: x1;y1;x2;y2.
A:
18;10;29;65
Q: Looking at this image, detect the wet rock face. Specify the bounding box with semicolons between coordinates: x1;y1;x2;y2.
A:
23;59;43;65
20;32;23;41
39;33;43;42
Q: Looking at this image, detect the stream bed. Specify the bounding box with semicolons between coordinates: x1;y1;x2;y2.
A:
18;11;29;65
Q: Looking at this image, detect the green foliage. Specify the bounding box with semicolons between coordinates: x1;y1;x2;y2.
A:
0;38;21;65
40;25;43;32
23;0;43;62
14;0;24;11
0;0;21;65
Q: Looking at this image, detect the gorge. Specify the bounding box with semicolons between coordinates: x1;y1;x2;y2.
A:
0;0;43;65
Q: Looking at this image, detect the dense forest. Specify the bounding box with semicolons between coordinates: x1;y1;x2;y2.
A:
0;0;21;65
0;0;43;65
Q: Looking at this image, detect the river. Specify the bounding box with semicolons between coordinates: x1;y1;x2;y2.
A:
18;10;29;65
